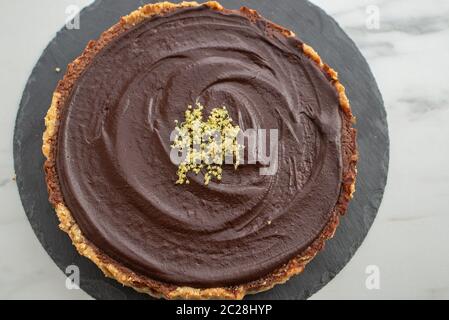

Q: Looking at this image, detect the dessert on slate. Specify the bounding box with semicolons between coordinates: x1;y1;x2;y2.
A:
43;1;357;299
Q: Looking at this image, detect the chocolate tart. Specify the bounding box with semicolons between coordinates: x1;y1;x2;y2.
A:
42;1;357;299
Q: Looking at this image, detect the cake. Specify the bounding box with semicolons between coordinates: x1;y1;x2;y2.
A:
42;1;357;299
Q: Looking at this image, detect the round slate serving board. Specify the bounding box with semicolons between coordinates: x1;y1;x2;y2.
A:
13;0;389;300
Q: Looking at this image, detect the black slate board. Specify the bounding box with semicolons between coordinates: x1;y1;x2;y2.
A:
13;0;389;300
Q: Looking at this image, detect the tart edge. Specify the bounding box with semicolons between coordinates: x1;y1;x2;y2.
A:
42;1;358;300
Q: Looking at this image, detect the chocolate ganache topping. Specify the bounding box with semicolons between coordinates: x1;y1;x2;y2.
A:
56;5;344;287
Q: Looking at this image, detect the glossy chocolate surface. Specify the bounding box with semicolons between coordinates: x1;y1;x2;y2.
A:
57;6;343;287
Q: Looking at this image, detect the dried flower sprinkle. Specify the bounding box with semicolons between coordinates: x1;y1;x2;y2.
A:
171;102;243;185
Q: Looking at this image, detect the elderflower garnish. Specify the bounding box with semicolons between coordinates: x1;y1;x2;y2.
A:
171;102;243;185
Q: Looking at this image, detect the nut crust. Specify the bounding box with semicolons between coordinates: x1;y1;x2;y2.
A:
42;1;357;300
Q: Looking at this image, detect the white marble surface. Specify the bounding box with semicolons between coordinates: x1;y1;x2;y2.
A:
1;0;448;300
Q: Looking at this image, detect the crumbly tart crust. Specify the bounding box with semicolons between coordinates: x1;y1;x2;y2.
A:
43;1;357;300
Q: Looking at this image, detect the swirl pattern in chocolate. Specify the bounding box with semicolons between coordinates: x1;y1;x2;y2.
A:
56;6;343;287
